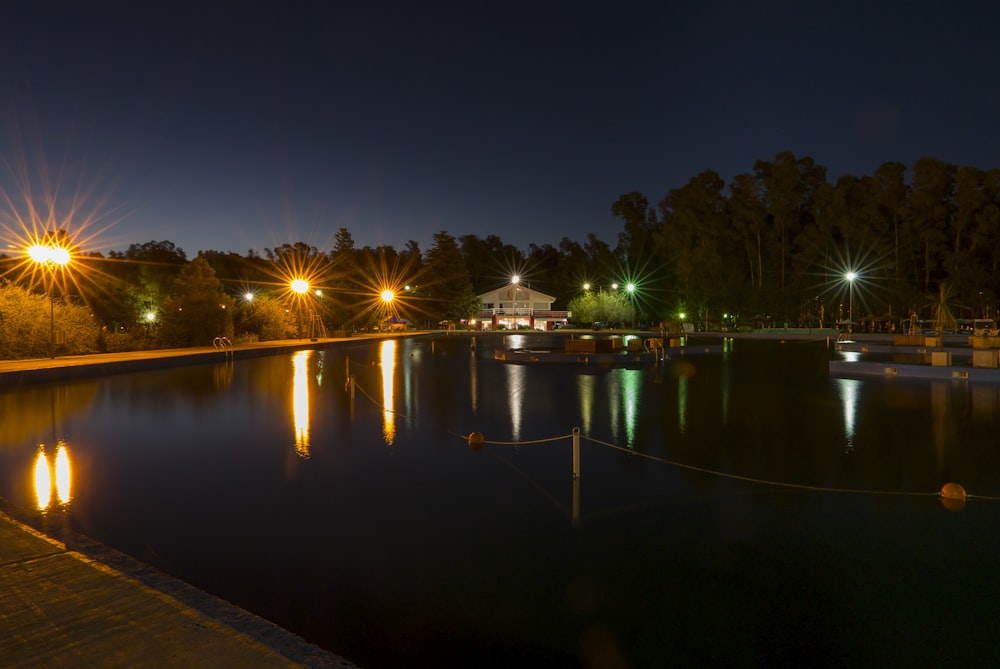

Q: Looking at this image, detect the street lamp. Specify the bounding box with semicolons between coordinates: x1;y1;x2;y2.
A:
290;278;310;338
845;271;857;334
625;283;636;329
27;243;71;358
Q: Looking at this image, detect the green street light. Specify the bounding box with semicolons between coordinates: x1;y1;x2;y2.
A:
845;271;857;334
625;283;636;329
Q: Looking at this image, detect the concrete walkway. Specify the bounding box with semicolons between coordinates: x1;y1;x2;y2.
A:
0;337;375;385
0;507;356;668
0;340;374;667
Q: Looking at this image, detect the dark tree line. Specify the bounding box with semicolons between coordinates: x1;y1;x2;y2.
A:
3;150;998;355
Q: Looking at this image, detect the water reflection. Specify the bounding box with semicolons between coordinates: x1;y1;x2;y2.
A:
835;378;861;452
504;363;526;441
1;383;97;444
678;376;688;434
381;339;397;445
292;350;312;458
469;346;478;415
33;441;72;511
55;442;72;504
931;381;949;464
33;448;51;511
577;374;595;434
619;369;641;447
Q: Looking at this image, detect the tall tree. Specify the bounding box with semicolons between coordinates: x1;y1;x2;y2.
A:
907;157;956;293
754;152;826;299
612;192;658;264
158;257;235;347
422;231;480;324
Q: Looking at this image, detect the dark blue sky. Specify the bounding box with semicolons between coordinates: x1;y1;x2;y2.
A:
2;1;998;257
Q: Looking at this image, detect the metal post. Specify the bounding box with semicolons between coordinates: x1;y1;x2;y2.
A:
49;294;55;359
572;476;580;527
572;427;580;479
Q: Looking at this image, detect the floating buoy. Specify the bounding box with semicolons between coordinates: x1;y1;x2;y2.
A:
468;432;484;451
940;482;967;511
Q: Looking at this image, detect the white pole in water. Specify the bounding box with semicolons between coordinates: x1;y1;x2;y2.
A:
572;427;581;479
345;355;350;384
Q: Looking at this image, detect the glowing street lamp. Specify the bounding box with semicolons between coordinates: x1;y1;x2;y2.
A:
290;279;311;338
625;283;636;329
27;243;71;358
845;271;857;334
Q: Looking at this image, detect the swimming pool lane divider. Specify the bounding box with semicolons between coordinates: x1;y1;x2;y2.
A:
342;355;993;513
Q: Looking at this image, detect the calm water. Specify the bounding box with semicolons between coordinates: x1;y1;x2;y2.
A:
2;334;999;667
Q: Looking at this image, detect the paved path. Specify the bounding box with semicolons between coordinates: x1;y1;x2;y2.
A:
0;340;376;667
0;337;371;384
0;507;356;668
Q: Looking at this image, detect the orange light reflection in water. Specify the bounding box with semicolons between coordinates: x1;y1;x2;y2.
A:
34;448;51;511
381;340;396;445
55;441;72;504
292;350;312;458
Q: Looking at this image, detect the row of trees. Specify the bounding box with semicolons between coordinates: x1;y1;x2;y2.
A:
2;151;997;356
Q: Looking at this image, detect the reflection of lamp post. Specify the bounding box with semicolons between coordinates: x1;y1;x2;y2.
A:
28;243;71;358
845;271;857;334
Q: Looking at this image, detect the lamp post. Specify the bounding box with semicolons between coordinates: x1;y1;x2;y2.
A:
845;272;857;334
510;275;522;329
290;278;310;338
28;243;71;358
625;283;636;329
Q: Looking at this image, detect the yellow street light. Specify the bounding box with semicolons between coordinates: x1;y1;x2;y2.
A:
27;243;71;358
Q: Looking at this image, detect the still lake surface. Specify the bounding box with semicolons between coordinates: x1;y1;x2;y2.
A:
2;334;999;667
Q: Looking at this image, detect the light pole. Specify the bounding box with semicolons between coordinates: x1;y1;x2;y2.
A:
27;243;71;358
845;272;857;334
625;283;636;329
290;278;310;338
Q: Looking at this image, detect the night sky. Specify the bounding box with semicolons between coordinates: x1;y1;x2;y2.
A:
2;1;998;257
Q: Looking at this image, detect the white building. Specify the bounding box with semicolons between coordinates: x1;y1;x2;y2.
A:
476;281;569;330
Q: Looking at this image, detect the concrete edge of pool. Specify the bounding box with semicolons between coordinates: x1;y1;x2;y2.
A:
0;500;359;668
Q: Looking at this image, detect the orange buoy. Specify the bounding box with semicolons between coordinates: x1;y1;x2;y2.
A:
468;432;484;451
940;482;967;511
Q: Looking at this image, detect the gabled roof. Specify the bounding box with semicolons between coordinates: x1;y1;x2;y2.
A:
478;285;556;302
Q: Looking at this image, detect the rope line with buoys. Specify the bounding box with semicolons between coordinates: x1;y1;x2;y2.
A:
346;377;990;510
582;434;939;497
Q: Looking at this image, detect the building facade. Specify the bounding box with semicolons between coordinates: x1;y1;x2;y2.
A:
476;283;569;330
